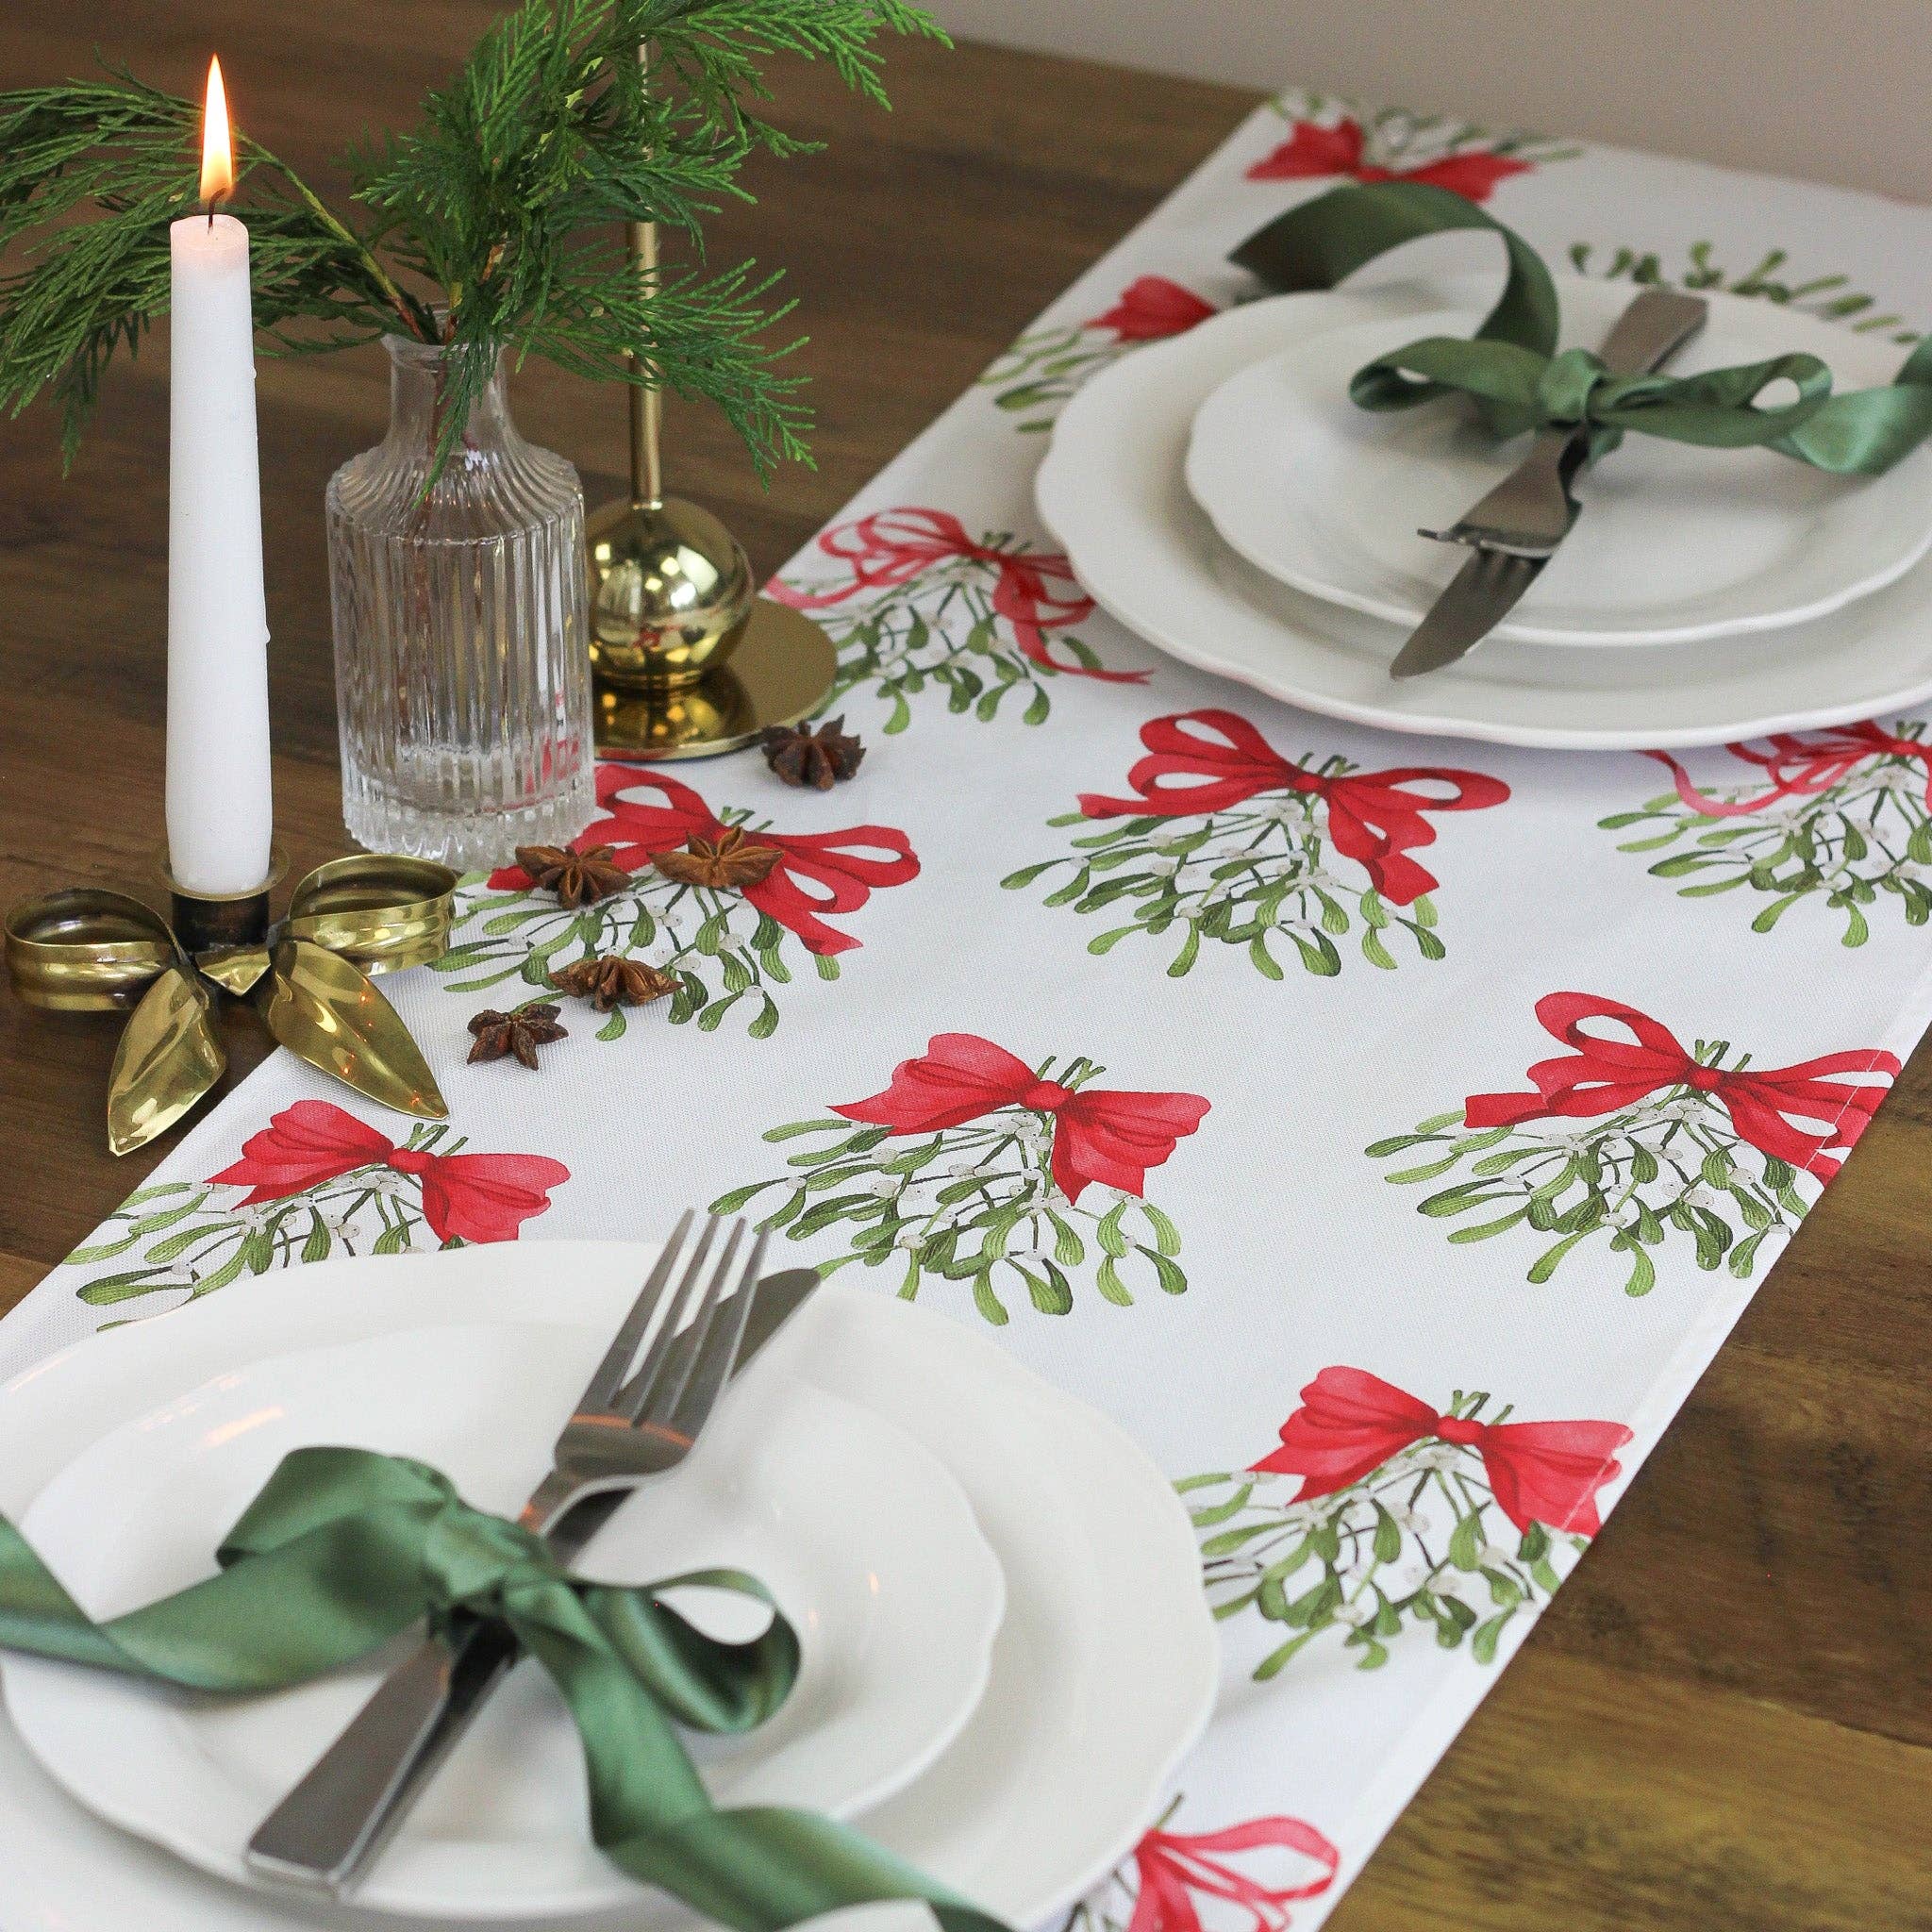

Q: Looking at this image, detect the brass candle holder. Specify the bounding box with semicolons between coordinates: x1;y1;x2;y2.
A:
6;851;458;1157
589;184;835;760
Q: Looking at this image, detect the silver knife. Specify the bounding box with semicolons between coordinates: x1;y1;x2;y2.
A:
244;1264;821;1894
1389;288;1708;679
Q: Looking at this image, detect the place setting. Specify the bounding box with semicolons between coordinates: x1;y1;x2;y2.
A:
0;1221;1217;1932
1037;179;1932;748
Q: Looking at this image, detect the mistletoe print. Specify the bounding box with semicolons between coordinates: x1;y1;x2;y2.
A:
1372;993;1899;1292
1567;240;1919;345
711;1032;1209;1324
979;275;1219;432
1185;1368;1631;1678
1005;709;1508;978
768;507;1148;731
435;765;919;1038
1245;90;1576;199
1601;724;1932;944
67;1102;570;1311
1067;1802;1340;1932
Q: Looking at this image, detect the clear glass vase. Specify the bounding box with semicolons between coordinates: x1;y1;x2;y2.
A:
326;335;595;869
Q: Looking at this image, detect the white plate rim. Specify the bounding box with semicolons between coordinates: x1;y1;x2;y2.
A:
1036;274;1932;750
2;1319;1009;1919
1183;277;1932;646
0;1244;1218;1932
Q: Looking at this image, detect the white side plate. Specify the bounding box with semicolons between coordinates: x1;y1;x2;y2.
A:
1186;277;1932;645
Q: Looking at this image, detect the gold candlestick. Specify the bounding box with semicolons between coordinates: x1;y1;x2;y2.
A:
588;54;835;760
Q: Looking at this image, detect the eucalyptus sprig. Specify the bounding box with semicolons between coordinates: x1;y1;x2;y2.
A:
0;0;942;475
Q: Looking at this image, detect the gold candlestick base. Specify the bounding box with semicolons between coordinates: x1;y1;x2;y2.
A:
594;597;839;761
588;496;757;690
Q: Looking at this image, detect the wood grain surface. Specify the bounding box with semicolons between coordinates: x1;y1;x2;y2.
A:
0;10;1926;1928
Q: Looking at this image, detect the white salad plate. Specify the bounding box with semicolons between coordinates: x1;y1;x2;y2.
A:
5;1322;1008;1920
0;1243;1218;1932
1037;272;1932;749
1186;275;1932;646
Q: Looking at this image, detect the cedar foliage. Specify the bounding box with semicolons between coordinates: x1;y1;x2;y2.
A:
0;0;941;474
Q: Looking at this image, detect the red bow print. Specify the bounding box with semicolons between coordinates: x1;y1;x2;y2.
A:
1463;992;1899;1180
1077;708;1508;907
1126;1816;1340;1932
1254;1365;1633;1536
831;1032;1209;1207
768;507;1149;683
1088;275;1218;342
1245;117;1530;201
490;765;918;958
1644;722;1932;819
209;1101;570;1245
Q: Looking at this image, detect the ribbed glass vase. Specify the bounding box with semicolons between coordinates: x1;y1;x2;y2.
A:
326;335;595;869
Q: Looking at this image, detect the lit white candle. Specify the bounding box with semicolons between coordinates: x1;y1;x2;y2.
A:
166;55;274;896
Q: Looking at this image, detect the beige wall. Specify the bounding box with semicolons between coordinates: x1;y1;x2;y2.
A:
925;0;1930;202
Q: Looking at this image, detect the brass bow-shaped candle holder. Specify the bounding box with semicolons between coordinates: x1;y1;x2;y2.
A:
5;854;458;1156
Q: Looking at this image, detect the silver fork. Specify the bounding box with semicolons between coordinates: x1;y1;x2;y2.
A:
1419;288;1710;558
245;1210;769;1893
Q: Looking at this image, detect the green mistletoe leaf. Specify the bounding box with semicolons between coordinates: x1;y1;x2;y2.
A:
1135;1244;1188;1296
1447;1512;1484;1572
1371;1503;1402;1564
1471;1610;1513;1664
1180;1480;1252;1524
1254;1628;1323;1679
76;1266;174;1306
301;1213;332;1264
187;1248;252;1299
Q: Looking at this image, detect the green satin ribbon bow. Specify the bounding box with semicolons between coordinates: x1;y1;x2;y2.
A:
0;1445;1004;1932
1231;179;1932;473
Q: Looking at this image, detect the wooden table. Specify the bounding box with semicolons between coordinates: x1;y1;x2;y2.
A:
2;10;1927;1927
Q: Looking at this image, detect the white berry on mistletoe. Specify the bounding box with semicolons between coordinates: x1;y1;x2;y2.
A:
709;1032;1208;1324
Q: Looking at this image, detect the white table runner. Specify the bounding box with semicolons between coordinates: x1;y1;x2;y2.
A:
9;87;1932;1928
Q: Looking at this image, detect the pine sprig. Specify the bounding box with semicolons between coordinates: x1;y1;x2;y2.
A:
0;0;942;473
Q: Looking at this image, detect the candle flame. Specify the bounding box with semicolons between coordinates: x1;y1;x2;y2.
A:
199;56;234;208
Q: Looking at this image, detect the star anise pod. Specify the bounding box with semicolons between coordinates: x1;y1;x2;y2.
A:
515;843;631;908
550;955;676;1012
652;826;784;891
467;1004;569;1070
759;716;865;790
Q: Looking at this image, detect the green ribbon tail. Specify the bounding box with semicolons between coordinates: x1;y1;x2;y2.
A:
1231;178;1932;475
0;1445;1010;1932
1231;179;1561;426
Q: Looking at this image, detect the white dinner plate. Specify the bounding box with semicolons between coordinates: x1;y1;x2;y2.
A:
1186;275;1932;645
1037;273;1932;750
0;1244;1217;1932
4;1322;1007;1920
